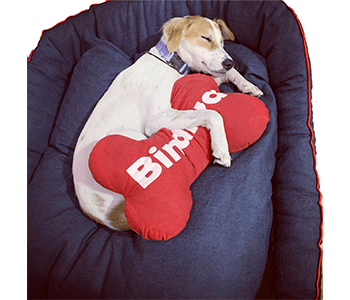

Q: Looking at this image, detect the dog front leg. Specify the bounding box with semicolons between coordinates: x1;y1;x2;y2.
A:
145;109;231;167
216;68;263;98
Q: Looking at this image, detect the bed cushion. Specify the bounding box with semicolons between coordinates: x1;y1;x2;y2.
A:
27;1;322;299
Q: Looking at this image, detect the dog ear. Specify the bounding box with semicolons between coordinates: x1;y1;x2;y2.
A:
214;19;235;41
163;17;192;52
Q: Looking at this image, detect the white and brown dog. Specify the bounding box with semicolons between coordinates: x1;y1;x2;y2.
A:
72;16;263;230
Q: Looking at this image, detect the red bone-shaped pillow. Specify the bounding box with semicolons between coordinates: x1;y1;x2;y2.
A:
89;74;269;240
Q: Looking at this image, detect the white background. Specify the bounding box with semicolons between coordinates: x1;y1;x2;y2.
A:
3;0;348;298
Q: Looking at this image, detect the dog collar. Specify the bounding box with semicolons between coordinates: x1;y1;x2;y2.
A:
151;40;191;75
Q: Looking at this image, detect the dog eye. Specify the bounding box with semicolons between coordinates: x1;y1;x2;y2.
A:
201;36;212;42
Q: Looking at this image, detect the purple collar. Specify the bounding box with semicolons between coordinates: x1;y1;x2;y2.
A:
152;40;190;75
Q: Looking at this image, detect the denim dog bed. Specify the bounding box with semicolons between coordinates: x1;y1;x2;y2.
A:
27;1;322;299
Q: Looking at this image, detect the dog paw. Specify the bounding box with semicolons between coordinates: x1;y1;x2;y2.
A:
239;82;264;98
213;149;231;167
250;86;264;98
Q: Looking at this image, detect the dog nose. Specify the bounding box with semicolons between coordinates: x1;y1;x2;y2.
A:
222;58;235;71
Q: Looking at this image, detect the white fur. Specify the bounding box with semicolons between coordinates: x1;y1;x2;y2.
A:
72;16;263;230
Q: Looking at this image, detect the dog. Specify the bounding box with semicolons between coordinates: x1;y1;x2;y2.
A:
72;16;263;230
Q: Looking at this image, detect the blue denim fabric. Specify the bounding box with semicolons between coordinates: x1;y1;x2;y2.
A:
28;1;321;299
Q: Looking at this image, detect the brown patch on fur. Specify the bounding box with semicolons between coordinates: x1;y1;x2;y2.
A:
163;16;192;52
214;19;235;41
106;201;130;230
185;16;220;50
163;15;225;52
95;194;105;207
81;194;130;231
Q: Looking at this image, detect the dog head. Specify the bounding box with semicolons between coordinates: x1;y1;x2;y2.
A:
162;16;235;75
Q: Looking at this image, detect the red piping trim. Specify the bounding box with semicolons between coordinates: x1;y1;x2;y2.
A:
27;1;324;298
283;2;323;300
27;1;112;63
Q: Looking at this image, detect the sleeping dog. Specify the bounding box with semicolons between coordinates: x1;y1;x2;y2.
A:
72;15;263;230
